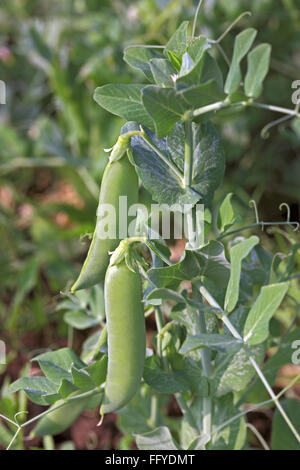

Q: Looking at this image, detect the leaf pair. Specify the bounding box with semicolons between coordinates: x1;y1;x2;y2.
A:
9;348;107;405
225;27;271;98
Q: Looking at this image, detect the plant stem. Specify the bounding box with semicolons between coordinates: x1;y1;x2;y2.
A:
192;282;213;438
183;119;194;187
154;306;168;370
192;0;204;38
6;427;21;451
192;99;300;120
175;393;199;434
209;11;252;44
216;220;299;240
216;374;300;436
250;101;300;116
246;423;270;450
21;388;101;429
199;285;300;445
150;394;159;427
192;100;227;117
154;304;199;434
0;413;19;427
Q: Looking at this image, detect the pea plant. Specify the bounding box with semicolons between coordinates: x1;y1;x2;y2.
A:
3;5;300;451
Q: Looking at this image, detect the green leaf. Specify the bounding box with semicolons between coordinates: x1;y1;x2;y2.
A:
149;58;176;87
176;51;223;92
71;366;95;391
180;80;225;107
179;52;195;77
32;392;101;437
142;82;224;138
9;377;58;406
64;309;100;330
141;86;186;138
246;327;300;403
143;356;189;394
180;358;206;394
147;288;186;304
135;426;180;450
32;348;86;384
271;399;300;450
118;385;155;436
239;245;272;304
57;379;77;399
214;307;266;396
165;21;189;58
167;121;225;206
126;123;199;208
244;43;271;98
188;434;210;450
215;342;265;397
94;84;154;129
243;282;289;345
85;356;107;387
147;251;198;290
180;333;242;354
224;28;257;95
61;285;105;330
166;50;181;71
186;36;208;63
217;193;234;231
224;236;259;312
212;394;247;450
269;243;300;283
89;285;105;320
123;46;164;82
148;241;230;306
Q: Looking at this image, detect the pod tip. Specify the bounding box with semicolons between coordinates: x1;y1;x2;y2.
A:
97;414;104;427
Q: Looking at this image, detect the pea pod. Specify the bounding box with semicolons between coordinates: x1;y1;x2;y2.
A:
71;154;139;292
101;260;145;415
32;392;101;437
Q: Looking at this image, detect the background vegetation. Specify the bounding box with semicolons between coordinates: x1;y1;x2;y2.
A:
0;0;299;450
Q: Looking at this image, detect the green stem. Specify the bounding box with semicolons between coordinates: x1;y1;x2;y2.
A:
250;101;300;116
183;119;194;187
192;99;300;120
150;394;159;428
175;393;199;434
214;375;300;439
192;0;204;38
154;305;198;434
199;285;300;445
192;282;213;438
192;100;227;118
217;220;299;240
154;306;168;370
20;388;101;430
6;388;102;450
6;427;21;451
246;423;270;450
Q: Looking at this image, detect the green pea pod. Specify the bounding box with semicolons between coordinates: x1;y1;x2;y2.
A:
101;260;145;415
32;392;101;437
71;154;139;292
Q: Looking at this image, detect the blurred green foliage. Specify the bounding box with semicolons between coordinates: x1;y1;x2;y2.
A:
0;0;299;336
